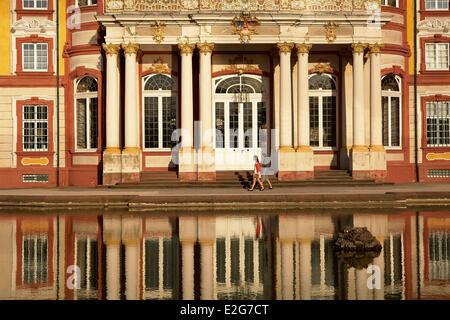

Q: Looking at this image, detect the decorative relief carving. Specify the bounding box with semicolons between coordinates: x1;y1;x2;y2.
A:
220;56;262;74
351;42;367;54
122;43;140;55
368;42;383;55
324;22;338;43
197;42;214;54
277;42;294;54
178;41;196;55
106;0;377;12
152;21;165;44
310;61;334;74
232;12;260;44
11;19;56;33
418;19;450;33
296;43;312;55
426;153;450;161
102;43;121;55
147;57;171;74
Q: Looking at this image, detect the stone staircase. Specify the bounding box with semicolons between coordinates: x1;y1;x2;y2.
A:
113;170;389;188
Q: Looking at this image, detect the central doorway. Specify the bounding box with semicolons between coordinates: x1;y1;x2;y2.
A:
213;74;269;170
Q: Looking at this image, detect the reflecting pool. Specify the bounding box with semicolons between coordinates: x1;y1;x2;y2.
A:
0;209;449;300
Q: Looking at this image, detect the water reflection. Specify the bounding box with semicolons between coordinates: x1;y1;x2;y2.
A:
0;211;449;300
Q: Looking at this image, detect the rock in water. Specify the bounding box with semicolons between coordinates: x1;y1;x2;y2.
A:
334;227;382;269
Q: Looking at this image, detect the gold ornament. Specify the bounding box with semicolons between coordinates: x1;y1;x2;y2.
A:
102;43;121;55
152;21;165;44
324;22;338;43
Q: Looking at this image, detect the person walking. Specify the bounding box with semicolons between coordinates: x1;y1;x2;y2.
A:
261;164;273;190
248;156;264;191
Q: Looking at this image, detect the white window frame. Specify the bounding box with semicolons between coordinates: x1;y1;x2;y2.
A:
425;43;450;71
22;0;48;10
74;234;98;300
308;73;338;151
142;74;178;151
382;75;403;149
76;0;98;7
22;43;48;72
74;77;98;152
426;101;450;147
381;0;399;8
425;0;449;10
22;105;49;152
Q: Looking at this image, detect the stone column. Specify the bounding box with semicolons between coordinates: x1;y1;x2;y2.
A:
103;215;122;300
121;43;141;183
277;42;296;181
197;42;215;181
295;43;314;180
178;42;197;181
368;43;387;181
102;43;122;185
281;240;294;300
351;42;371;179
122;217;142;300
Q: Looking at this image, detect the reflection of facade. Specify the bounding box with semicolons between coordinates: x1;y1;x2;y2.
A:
2;1;450;188
0;211;449;299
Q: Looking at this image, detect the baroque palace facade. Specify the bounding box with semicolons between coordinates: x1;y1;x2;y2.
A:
0;0;450;187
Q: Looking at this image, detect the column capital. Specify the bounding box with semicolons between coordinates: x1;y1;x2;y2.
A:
197;42;214;55
277;42;294;54
178;41;196;55
102;43;121;55
351;42;368;54
368;43;384;55
121;42;140;55
295;43;312;55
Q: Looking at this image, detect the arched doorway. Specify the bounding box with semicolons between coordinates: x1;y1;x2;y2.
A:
213;74;269;170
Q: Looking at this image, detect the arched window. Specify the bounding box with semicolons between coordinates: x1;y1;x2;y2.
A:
309;73;337;148
215;76;264;94
143;74;177;149
75;76;98;150
382;74;401;147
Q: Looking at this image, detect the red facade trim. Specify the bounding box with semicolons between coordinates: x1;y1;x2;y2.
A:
16;0;54;20
16;36;54;76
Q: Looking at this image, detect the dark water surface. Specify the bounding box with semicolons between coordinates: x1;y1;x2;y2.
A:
0;209;448;300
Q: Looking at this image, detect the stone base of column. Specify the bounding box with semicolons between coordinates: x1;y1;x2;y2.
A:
103;148;122;186
350;145;371;180
197;147;216;181
294;146;314;180
121;148;141;184
369;145;387;182
179;147;197;181
278;147;298;181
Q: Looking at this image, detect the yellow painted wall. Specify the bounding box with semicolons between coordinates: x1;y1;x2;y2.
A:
407;0;415;75
59;0;67;75
0;1;11;75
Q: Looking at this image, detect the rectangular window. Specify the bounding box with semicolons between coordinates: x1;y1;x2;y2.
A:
22;105;48;151
144;96;177;149
76;97;98;150
23;43;48;72
257;102;267;148
425;0;449;10
23;0;48;9
426;101;450;147
77;0;97;6
382;96;401;147
229;102;239;149
215;102;225;148
76;237;98;299
381;0;399;7
309;96;320;147
425;43;449;71
243;102;253;148
22;234;48;285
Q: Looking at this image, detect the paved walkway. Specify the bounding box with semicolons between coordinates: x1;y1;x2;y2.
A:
0;183;449;209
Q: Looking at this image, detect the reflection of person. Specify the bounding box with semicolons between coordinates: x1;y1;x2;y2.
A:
248;156;264;191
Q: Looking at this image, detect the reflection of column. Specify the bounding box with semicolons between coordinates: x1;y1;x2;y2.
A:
179;217;198;300
299;240;312;300
198;217;215;300
104;216;122;300
281;240;294;300
295;43;314;179
122;217;142;300
368;43;387;181
197;42;215;180
178;42;197;181
373;236;385;300
347;268;356;300
277;42;296;181
356;268;368;300
351;42;371;180
279;215;296;300
102;43;122;186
